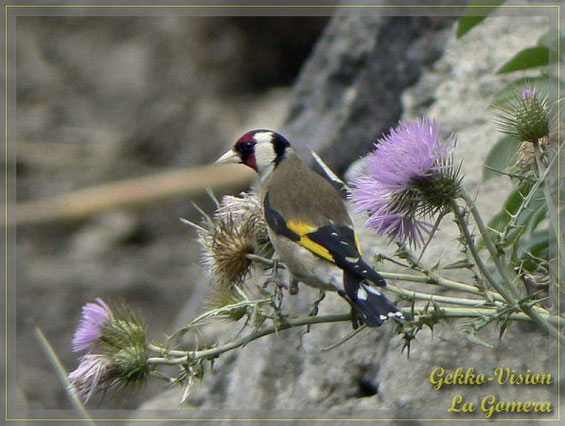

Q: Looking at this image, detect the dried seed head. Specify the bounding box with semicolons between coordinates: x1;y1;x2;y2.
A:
510;136;550;177
217;191;272;258
511;140;537;176
200;213;256;285
196;191;273;285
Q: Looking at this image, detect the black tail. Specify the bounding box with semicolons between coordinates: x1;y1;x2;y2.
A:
344;272;404;327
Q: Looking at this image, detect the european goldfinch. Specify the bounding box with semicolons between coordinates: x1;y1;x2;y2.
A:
216;129;403;327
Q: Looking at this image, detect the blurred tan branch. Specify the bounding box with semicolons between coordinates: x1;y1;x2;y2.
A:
8;164;254;227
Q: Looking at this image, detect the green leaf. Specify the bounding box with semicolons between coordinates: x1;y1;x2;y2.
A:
519;229;552;259
497;47;550;74
517;229;555;272
486;182;532;234
525;204;548;235
482;136;519;181
456;0;506;38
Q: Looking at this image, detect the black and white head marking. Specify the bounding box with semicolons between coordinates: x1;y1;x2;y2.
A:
234;129;291;178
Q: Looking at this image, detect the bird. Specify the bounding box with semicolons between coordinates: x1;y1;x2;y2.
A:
216;129;404;328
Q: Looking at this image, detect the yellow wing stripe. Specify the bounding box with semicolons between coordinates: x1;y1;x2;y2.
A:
354;233;362;255
287;220;335;263
299;235;335;263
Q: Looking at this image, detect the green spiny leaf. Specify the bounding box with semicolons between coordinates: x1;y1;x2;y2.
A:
482;136;519;181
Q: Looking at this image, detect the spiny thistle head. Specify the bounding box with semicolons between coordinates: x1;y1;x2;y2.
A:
495;86;553;143
68;299;149;403
350;118;461;247
196;191;273;286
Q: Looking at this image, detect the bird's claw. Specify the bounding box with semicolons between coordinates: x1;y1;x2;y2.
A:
263;276;288;290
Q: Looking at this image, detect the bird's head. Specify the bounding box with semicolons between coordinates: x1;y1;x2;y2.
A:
216;130;291;178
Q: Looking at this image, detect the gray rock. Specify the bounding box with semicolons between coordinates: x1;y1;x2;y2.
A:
282;12;453;174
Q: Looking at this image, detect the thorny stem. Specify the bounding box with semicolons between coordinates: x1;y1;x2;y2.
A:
245;253;546;310
385;283;502;307
531;139;562;313
450;198;515;301
532;139;565;271
147;307;562;365
379;271;506;303
457;189;563;340
147;313;352;365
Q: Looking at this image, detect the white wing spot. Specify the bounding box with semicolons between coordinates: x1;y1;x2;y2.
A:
365;286;381;296
357;287;368;301
331;232;338;237
379;311;404;322
345;256;359;263
340;241;349;246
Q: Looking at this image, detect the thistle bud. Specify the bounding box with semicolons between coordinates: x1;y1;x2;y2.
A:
495;87;553;143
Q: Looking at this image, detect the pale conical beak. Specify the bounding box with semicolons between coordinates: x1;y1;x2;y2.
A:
216;149;240;164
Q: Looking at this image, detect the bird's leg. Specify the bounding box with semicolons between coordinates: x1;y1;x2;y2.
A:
308;290;326;317
262;255;288;289
305;290;326;333
337;290;363;330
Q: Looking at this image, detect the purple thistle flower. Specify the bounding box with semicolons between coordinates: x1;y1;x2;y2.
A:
72;298;113;353
365;212;434;249
350;118;459;247
521;88;534;100
68;354;111;403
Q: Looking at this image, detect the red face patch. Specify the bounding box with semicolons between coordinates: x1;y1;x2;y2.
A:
234;134;258;172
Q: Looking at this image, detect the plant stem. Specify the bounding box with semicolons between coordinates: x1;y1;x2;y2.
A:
450;198;516;301
379;271;506;303
385;283;501;307
147;307;563;365
532;138;565;273
35;328;95;424
457;189;563;340
148;313;352;365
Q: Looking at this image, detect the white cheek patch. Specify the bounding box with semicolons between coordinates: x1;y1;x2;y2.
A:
254;140;277;176
254;132;274;144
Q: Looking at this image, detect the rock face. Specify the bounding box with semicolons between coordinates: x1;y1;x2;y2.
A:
133;11;558;423
283;14;452;175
